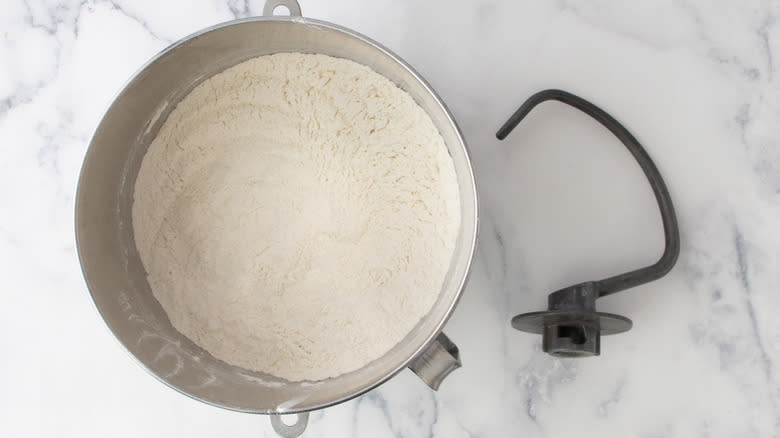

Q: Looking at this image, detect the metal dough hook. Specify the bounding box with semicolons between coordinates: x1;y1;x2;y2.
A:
497;89;680;357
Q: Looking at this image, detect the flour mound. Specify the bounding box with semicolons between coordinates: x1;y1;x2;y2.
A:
132;53;460;381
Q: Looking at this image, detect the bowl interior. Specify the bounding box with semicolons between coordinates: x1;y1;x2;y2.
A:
76;17;477;413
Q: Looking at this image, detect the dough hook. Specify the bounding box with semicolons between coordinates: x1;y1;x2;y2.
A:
497;89;680;357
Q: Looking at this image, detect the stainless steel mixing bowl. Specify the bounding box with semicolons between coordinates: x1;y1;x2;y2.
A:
75;1;477;435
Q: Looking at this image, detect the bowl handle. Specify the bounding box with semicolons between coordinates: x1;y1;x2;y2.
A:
263;0;302;17
408;332;461;390
270;412;309;438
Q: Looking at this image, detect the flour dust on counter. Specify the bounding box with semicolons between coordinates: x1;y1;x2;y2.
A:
132;53;461;382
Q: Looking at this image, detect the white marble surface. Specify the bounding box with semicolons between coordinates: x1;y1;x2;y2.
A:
2;0;779;436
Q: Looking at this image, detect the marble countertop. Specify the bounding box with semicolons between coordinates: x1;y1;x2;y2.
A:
2;0;779;436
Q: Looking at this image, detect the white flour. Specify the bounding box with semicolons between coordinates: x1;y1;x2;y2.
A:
132;53;460;381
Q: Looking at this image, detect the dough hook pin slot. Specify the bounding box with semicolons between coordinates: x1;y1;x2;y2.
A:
497;89;681;357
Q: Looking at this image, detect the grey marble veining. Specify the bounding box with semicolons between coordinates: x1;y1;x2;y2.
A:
1;0;779;436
